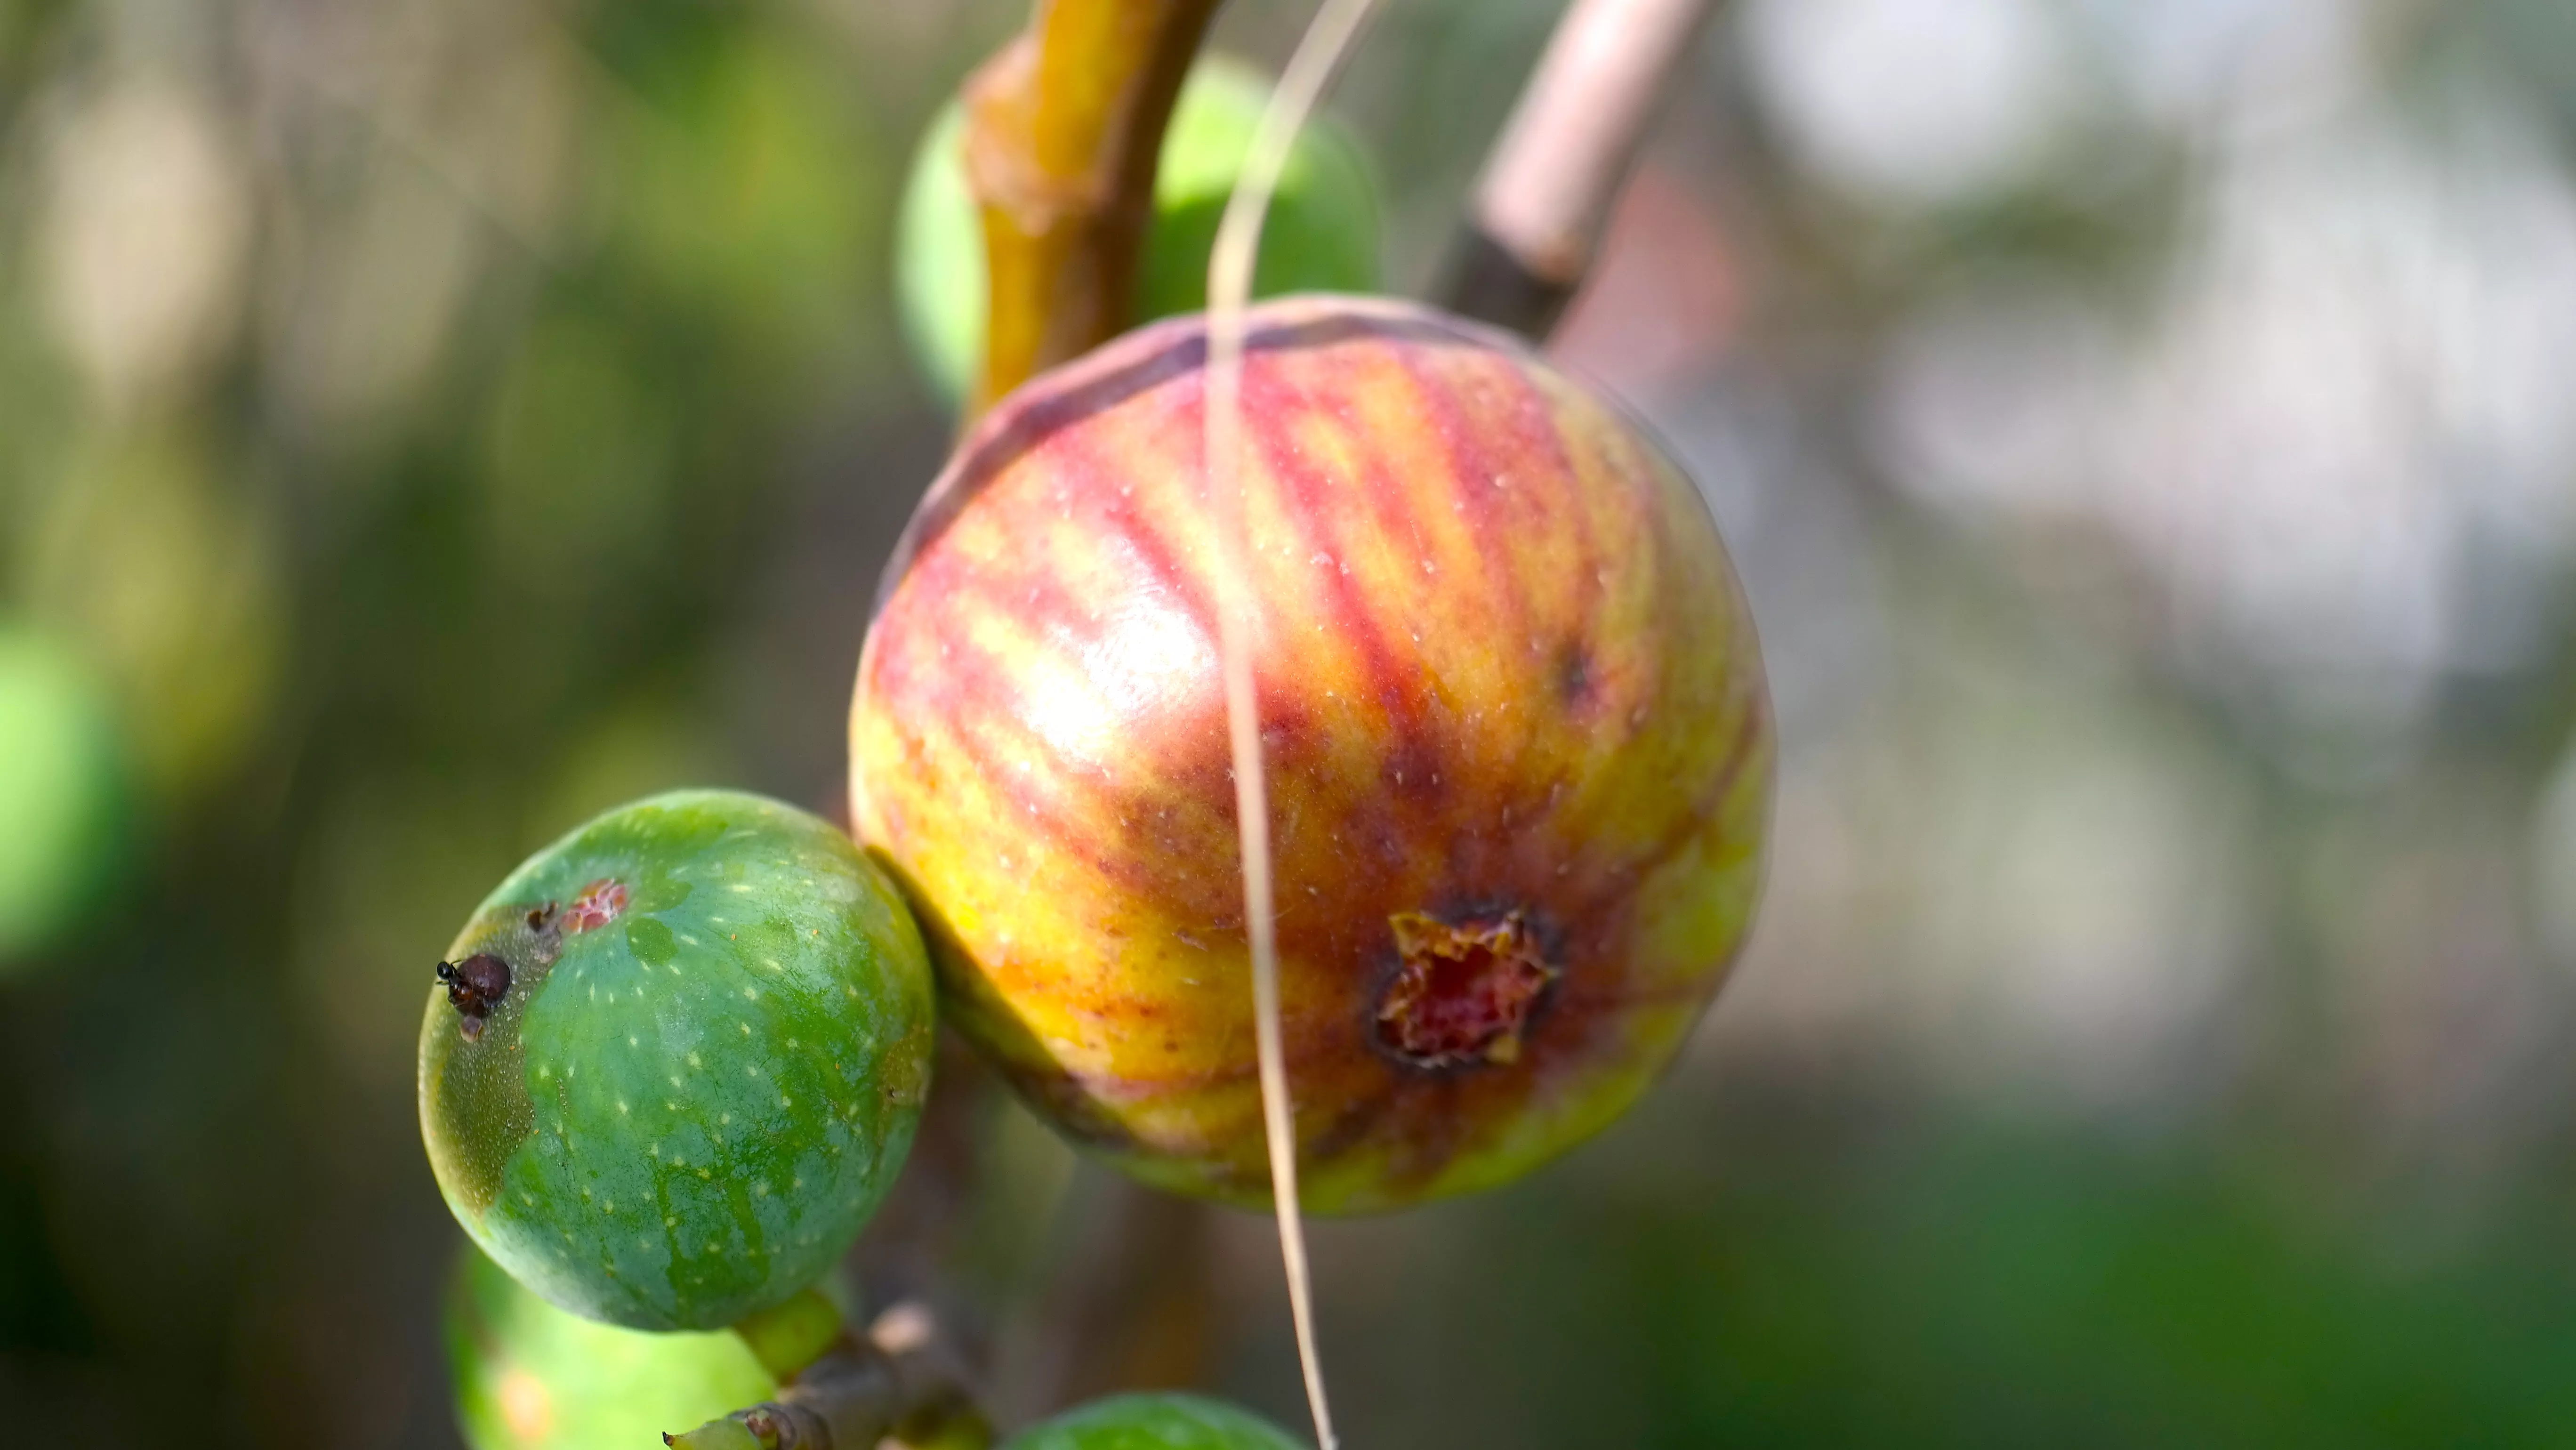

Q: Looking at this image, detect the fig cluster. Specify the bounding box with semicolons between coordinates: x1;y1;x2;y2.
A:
418;58;1767;1445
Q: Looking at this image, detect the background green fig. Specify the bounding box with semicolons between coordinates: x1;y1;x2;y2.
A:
0;621;128;966
893;53;1380;406
446;1245;775;1450
1001;1393;1309;1450
418;789;935;1331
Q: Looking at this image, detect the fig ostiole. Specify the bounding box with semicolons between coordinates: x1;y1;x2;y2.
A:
852;295;1772;1214
418;790;936;1332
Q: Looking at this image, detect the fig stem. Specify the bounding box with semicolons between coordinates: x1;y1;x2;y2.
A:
959;0;1221;422
1436;0;1717;338
673;1302;990;1450
729;1288;847;1382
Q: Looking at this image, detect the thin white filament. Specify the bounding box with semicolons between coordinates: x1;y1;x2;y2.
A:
1201;2;1383;1447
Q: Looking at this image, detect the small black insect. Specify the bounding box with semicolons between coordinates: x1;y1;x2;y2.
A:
435;953;513;1042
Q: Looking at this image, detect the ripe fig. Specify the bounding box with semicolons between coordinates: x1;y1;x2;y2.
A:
852;296;1772;1213
418;790;935;1330
894;55;1380;407
445;1245;774;1450
1000;1393;1307;1450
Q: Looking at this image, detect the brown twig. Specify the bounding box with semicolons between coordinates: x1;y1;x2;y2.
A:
665;1304;990;1450
961;0;1224;420
1435;0;1716;338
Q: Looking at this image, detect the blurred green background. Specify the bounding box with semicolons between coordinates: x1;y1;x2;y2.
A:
8;0;2576;1444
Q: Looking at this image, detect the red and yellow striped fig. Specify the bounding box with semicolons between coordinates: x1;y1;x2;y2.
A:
851;295;1770;1213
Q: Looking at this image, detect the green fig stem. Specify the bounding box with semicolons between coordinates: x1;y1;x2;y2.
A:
1436;0;1716;338
959;0;1221;422
730;1289;848;1382
674;1303;991;1450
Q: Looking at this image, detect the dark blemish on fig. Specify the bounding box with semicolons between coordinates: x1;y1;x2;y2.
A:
436;952;513;1037
1376;910;1557;1070
520;901;566;967
562;878;628;933
1555;642;1591;704
1383;737;1444;800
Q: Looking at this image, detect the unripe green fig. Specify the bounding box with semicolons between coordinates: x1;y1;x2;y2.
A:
1001;1394;1308;1450
446;1245;774;1450
894;54;1381;406
0;622;127;965
418;790;935;1331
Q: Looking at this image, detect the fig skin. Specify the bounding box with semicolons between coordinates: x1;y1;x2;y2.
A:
852;295;1772;1213
418;790;935;1330
445;1246;774;1450
1000;1393;1308;1450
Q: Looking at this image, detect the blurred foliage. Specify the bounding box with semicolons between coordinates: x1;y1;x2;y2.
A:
1;0;2575;1446
1281;1101;2576;1449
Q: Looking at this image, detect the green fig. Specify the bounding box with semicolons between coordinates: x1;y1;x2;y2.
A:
418;790;935;1331
446;1245;775;1450
1001;1394;1309;1450
0;622;127;965
894;54;1381;406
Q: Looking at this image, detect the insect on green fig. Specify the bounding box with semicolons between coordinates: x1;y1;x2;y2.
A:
436;952;512;1041
418;789;936;1331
